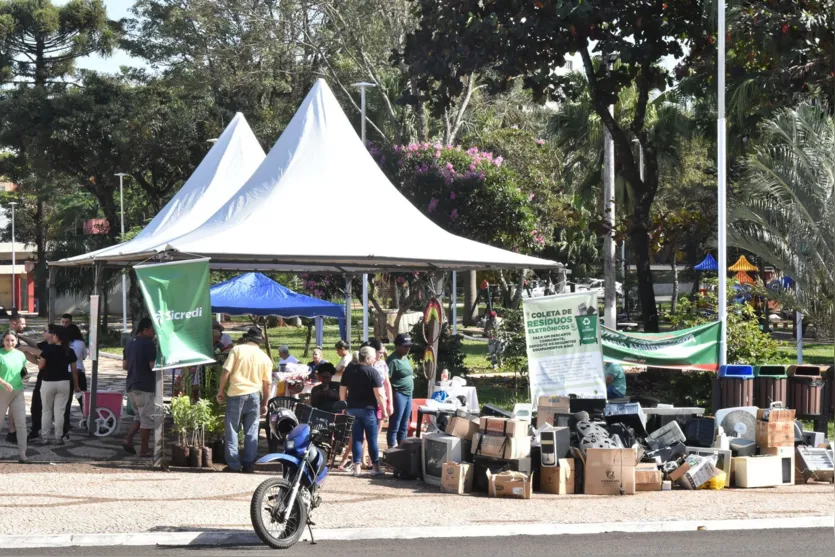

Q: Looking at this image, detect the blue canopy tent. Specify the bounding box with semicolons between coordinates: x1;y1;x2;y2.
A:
210;272;345;344
694;254;718;272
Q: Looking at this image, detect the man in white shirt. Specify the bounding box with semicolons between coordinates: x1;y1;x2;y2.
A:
277;345;299;367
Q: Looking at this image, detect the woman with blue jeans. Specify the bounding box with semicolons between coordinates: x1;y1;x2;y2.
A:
386;334;414;448
340;346;388;477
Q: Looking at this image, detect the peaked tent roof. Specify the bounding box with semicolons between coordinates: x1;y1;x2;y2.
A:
155;79;558;272
52;113;266;267
729;255;758;272
735;271;755;284
694;254;718;272
210;272;344;318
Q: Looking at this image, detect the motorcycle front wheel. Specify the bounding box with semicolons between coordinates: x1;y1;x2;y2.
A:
250;477;308;549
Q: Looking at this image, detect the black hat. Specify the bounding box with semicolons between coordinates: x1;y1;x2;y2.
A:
394;333;413;347
243;327;265;345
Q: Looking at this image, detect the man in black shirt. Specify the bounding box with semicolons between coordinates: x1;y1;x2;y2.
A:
310;363;340;413
123;318;157;457
340;346;387;477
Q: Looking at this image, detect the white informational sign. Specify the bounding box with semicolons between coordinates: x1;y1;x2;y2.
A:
522;292;606;403
89;295;99;361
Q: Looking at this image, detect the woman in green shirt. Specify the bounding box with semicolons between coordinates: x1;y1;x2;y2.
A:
0;331;30;462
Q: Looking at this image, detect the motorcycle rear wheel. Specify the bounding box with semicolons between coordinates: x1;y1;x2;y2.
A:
250;477;308;549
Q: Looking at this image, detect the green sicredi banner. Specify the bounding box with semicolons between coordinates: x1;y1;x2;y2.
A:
134;258;216;371
601;322;722;371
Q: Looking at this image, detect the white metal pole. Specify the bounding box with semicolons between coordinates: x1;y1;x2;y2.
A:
116;173;129;332
603;56;617;329
452;271;458;335
10;202;16;310
717;1;728;366
796;286;803;364
353;82;374;343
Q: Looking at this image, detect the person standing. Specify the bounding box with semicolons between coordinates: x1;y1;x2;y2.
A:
38;326;79;445
4;315;34;444
333;340;351;382
367;339;393;459
62;324;88;439
123;318;157;457
340;346;387;477
216;327;271;473
0;331;29;461
605;362;627;399
386;334;414;448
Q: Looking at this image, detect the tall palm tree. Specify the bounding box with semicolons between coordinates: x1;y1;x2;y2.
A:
731;102;835;334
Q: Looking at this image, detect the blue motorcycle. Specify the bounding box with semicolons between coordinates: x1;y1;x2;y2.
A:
250;401;346;549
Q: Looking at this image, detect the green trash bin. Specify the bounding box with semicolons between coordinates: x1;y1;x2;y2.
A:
754;365;788;408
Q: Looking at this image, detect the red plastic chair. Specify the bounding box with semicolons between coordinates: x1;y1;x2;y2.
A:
406;398;431;437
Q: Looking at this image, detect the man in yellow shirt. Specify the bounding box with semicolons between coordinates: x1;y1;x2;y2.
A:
217;327;272;473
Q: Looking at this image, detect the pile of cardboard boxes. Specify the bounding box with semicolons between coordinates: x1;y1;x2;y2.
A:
401;396;834;499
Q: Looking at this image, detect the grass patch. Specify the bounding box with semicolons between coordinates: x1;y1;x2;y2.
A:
778;343;833;366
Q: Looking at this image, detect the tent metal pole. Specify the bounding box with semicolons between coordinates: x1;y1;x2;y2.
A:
362;274;369;342
88;263;103;437
315;316;323;347
345;276;352;348
452;271;457;335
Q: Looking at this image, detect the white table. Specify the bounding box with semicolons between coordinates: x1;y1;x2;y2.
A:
431;384;479;412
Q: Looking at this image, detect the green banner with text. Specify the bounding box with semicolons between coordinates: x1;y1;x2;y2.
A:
601;322;722;371
134;259;216;371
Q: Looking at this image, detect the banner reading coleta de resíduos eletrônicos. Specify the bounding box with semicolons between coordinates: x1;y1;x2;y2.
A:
522;291;606;404
134;258;216;371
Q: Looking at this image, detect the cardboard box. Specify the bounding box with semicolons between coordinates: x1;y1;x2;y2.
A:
755;420;794;448
487;469;533;499
757;408;796;423
445;417;480;441
668;461;690;483
440;461;473;494
635;463;663;492
472;433;531;459
540;458;575;495
479;417;530;438
584;448;637;495
536;396;571;428
734;456;783;488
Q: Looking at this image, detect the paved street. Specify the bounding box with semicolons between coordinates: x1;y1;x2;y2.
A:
1;528;831;557
0;462;831;536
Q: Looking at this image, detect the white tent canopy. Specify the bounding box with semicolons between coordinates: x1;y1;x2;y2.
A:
166;80;558;271
53;113;266;267
53;80;558;272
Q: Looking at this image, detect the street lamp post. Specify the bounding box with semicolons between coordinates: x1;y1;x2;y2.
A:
717;2;728;365
602;55;617;329
9;202;16;311
115;173;129;332
353;82;375;342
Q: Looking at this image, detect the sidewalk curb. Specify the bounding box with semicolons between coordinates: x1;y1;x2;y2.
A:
3;516;832;549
